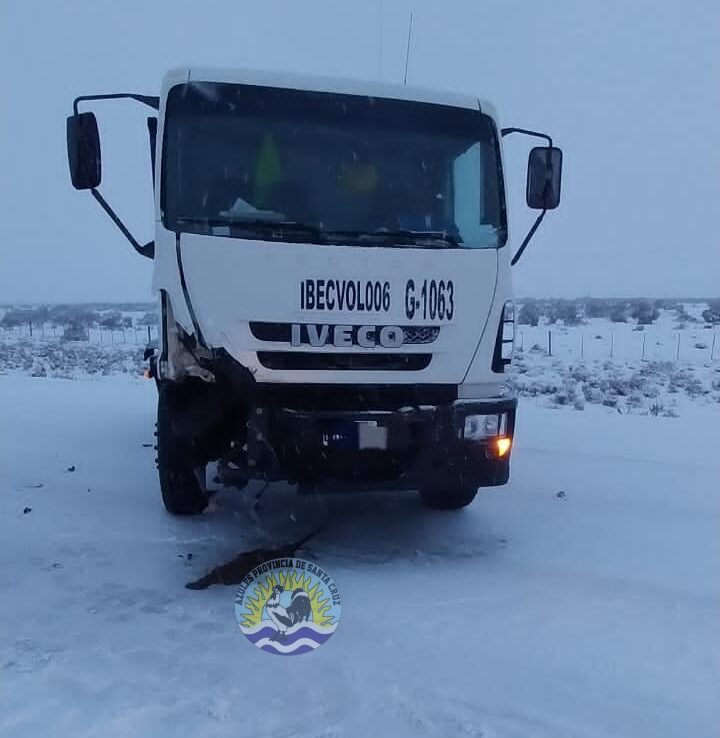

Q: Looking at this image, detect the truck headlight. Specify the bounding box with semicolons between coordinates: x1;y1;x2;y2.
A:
463;412;507;440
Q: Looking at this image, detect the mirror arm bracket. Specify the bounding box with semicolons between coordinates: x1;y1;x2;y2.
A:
501;127;553;147
70;93;158;259
90;189;154;259
73;93;159;116
510;210;546;266
503;127;559;266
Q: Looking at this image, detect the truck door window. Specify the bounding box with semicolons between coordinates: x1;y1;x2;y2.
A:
453;142;502;248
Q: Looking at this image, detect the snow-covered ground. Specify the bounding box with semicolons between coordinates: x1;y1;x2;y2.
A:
1;374;718;738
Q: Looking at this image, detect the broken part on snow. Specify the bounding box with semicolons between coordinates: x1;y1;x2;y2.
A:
185;528;323;590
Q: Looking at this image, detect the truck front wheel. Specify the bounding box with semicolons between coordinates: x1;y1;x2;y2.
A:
156;384;208;516
419;484;478;510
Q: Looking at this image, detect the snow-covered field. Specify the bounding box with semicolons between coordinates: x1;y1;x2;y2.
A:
1;374;718;738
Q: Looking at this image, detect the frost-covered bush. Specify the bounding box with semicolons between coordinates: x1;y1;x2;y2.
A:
609;306;628;323
631;300;660;325
517;302;540;326
0;339;144;379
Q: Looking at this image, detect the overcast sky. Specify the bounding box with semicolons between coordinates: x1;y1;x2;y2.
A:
1;0;718;303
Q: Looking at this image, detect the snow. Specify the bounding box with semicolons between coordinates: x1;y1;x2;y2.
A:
1;374;718;737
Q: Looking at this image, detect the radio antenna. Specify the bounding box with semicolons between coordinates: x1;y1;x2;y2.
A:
403;12;414;85
377;0;384;78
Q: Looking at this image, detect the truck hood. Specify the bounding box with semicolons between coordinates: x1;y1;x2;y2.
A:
155;232;499;385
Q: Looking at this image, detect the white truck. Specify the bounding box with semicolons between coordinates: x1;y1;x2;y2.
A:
66;67;562;514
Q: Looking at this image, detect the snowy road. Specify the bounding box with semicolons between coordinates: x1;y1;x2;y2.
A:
1;376;718;737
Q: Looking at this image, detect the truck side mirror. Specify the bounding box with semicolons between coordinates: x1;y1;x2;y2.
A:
526;146;562;210
67;112;102;190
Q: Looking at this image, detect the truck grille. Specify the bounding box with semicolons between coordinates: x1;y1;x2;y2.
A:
250;322;440;345
257;352;431;371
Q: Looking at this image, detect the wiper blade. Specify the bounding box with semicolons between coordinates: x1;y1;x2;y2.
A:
384;229;461;247
176;217;324;240
323;229;462;247
174;219;462;247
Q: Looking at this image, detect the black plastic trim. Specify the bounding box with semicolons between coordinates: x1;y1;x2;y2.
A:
174;233;206;347
257;352;431;372
73;93;159;116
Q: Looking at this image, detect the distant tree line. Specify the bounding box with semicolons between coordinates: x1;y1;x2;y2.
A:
0;304;159;340
517;298;720;327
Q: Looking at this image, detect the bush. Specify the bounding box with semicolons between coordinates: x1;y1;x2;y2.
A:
558;303;582;326
609;305;628;323
518;302;540;326
0;310;26;328
99;311;123;330
0;307;49;329
702;299;720;324
137;311;159;327
48;305;98;329
631;299;660;325
583;298;612;319
62;320;89;342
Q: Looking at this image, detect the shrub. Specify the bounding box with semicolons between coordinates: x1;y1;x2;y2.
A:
62;320;89;342
99;311;124;330
631;299;660;325
701;299;720;324
558;303;582;326
609;305;628;323
583;298;612;319
517;302;540;326
137;311;159;327
0;307;49;329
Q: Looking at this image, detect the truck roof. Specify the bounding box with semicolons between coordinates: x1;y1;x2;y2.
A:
161;66;498;119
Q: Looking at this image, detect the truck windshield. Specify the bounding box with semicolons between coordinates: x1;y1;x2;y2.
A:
161;82;507;248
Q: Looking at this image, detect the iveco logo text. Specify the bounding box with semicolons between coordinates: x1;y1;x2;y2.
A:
291;324;404;348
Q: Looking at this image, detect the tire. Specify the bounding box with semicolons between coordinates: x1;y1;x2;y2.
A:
419;484;478;510
156;383;208;516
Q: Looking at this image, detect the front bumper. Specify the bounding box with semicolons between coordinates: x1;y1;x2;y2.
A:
245;395;517;491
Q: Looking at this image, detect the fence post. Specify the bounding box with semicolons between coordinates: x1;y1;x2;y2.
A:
712;332;717;361
610;332;614;359
147;325;151;344
641;332;646;360
548;330;552;356
580;332;584;358
28;321;33;338
675;332;680;361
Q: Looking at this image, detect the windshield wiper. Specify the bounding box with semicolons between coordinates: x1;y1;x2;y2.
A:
374;229;461;247
176;217;325;242
320;229;461;248
174;219;462;247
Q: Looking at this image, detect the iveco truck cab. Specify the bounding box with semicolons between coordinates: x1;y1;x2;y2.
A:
66;67;562;514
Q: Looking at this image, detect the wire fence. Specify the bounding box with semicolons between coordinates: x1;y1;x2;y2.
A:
2;322;718;364
0;323;160;345
517;327;719;364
